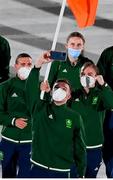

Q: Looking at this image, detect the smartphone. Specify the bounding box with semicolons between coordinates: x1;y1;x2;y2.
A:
50;51;66;61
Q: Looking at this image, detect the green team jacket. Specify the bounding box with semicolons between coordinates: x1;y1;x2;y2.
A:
48;55;92;91
97;46;113;90
26;67;86;177
0;77;32;143
0;36;11;82
70;85;113;148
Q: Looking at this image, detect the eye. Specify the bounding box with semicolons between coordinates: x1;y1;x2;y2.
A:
81;72;85;76
77;43;82;47
62;87;67;91
54;85;59;89
21;63;26;66
28;63;32;66
87;73;94;76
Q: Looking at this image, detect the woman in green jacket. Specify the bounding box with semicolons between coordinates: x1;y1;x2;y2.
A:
71;62;113;178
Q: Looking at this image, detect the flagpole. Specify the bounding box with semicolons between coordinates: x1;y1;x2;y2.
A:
40;0;66;99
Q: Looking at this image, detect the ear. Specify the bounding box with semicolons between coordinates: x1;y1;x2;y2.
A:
14;64;18;71
14;64;20;74
14;64;17;68
67;93;71;100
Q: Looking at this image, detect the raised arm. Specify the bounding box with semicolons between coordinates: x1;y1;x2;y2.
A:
48;60;60;88
25;52;51;114
100;84;113;109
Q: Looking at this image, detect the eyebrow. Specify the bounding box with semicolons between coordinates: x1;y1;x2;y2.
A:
87;72;96;75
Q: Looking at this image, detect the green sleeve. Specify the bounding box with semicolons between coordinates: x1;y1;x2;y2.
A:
0;82;15;126
97;50;108;77
48;61;60;87
25;67;43;115
101;85;113;109
0;37;11;81
73;115;86;177
2;39;11;67
97;48;113;78
97;47;113;90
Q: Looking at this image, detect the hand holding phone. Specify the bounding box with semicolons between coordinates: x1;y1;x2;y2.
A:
50;51;67;61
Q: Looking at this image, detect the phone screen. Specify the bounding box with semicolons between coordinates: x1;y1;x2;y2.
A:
50;51;66;61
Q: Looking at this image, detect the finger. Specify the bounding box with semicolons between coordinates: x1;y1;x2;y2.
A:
41;82;47;88
43;51;50;59
17;121;27;126
46;51;51;57
18;125;27;129
45;81;49;87
18;123;27;129
46;80;50;86
20;118;28;121
20;121;27;126
42;81;47;86
45;80;48;84
45;58;51;62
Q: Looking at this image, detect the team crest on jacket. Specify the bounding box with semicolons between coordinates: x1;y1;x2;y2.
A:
49;114;53;119
66;119;72;128
62;69;67;73
11;93;18;97
92;97;98;105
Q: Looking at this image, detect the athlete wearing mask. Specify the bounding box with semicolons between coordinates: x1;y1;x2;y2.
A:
45;32;93;93
70;62;113;178
0;53;32;178
25;53;86;178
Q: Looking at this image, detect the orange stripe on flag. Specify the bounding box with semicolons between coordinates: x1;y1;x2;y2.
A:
67;0;98;28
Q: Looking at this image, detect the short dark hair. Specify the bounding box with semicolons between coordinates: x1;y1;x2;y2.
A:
81;62;99;75
15;53;32;64
55;79;72;92
66;32;85;44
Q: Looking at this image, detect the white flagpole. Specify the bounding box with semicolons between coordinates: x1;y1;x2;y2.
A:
40;0;66;99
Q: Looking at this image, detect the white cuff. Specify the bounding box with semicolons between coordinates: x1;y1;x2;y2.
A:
11;118;16;126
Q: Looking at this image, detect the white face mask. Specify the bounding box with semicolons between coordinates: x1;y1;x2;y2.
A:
52;88;67;102
80;75;95;88
17;67;32;80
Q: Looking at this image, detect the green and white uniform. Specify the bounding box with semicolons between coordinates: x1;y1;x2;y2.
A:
26;67;86;177
71;85;113;148
48;55;92;91
0;77;32;142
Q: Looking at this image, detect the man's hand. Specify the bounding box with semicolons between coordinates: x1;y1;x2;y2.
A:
15;118;27;129
35;51;52;68
40;80;51;93
96;75;105;86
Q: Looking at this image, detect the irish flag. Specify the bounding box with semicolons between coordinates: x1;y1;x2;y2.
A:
67;0;98;28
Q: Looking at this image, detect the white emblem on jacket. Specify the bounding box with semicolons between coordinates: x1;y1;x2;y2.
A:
11;93;18;97
62;69;67;73
49;114;53;119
